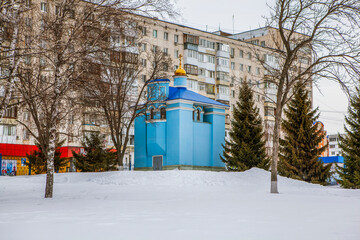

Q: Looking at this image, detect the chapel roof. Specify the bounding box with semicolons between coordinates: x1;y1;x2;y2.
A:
167;87;229;108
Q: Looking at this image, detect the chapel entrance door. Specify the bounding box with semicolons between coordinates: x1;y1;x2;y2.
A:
153;156;163;171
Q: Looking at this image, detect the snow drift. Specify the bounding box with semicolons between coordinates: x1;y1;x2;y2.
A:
0;168;359;240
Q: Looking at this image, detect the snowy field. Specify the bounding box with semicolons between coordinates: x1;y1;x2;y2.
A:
0;168;359;240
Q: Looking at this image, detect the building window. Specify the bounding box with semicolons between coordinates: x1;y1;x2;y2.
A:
206;55;215;64
187;50;198;59
160;108;166;119
129;135;134;145
239;64;244;71
25;36;31;46
219;85;229;95
197;109;201;121
141;43;147;51
265;107;275;117
193;110;195;121
3;106;17;118
247;66;252;73
150;108;154;120
163;48;168;55
174;50;179;58
40;2;47;12
164;32;168;40
230;48;235;57
261;41;266;47
174;34;179;43
256;67;260;75
217;57;229;66
187;79;198;90
217;43;229;52
231;62;235;70
25;0;31;8
239;50;244;58
23;129;30;140
142;27;147;36
152;45;158;53
247;52;252;60
153;29;157;38
141;59;146;67
184;64;198;75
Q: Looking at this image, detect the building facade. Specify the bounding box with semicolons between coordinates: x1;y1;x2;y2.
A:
0;1;313;172
327;134;345;156
135;63;228;170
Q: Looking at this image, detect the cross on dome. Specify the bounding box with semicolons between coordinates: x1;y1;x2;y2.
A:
174;54;187;76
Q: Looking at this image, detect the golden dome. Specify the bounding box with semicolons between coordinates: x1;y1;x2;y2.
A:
174;54;187;76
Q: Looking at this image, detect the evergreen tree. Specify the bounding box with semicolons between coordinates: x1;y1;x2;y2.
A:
25;140;68;174
73;132;117;172
279;84;331;185
221;82;269;171
336;87;360;188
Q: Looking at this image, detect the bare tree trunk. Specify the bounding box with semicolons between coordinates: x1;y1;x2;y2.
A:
45;124;56;198
270;104;282;194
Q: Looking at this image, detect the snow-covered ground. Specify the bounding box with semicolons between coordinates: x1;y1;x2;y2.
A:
0;168;359;240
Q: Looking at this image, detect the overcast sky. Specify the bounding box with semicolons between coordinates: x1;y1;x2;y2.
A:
173;0;348;134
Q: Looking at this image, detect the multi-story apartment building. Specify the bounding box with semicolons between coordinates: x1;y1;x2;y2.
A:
315;121;330;157
0;1;312;174
327;134;345;156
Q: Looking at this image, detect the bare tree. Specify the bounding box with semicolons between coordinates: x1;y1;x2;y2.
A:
81;13;172;168
13;0;176;198
0;0;28;118
263;0;360;193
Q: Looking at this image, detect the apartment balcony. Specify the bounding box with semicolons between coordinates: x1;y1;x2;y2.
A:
216;65;230;73
206;92;216;99
82;124;100;132
198;46;216;55
197;61;215;71
264;87;277;95
205;77;215;84
0;118;17;125
216;93;230;101
183;57;198;67
216;50;230;58
216;79;230;86
264;115;275;122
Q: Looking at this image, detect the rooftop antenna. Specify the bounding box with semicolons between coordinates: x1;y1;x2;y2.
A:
232;14;235;34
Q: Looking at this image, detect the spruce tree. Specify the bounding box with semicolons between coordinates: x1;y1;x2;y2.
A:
73;132;117;172
25;140;67;174
221;82;269;171
336;87;360;188
279;84;331;185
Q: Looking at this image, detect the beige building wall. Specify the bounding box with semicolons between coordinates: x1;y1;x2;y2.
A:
0;1;312;161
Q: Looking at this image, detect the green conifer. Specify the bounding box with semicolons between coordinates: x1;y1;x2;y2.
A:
221;82;269;171
279;84;331;185
336;87;360;188
25;140;68;174
73;132;117;172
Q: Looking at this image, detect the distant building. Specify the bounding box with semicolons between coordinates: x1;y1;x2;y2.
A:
327;134;345;156
134;61;229;170
315;121;329;157
319;156;344;185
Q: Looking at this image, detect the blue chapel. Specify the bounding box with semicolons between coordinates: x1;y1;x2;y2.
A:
134;58;229;170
